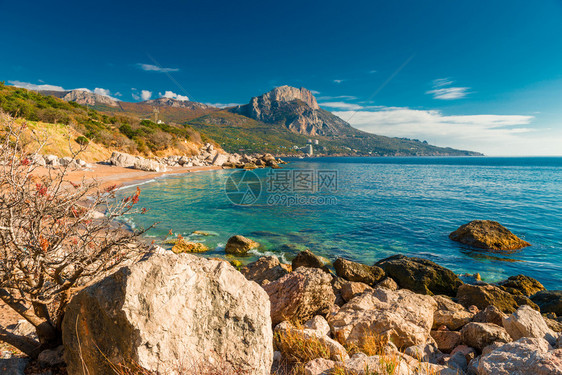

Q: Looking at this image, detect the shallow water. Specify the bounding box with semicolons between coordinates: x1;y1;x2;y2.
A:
118;157;562;290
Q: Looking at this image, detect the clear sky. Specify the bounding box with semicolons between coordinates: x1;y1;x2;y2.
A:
1;0;561;155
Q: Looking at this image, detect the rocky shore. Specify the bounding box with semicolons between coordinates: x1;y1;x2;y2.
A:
9;241;557;375
107;143;286;172
2;213;561;375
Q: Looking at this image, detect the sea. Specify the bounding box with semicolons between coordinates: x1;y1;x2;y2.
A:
117;156;562;290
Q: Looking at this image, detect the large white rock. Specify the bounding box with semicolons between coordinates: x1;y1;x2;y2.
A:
212;152;229;166
477;337;562;375
328;288;437;348
109;151;138;167
503;305;557;346
133;158;167;172
62;253;273;375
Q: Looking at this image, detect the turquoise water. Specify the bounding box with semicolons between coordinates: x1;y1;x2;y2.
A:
118;157;562;290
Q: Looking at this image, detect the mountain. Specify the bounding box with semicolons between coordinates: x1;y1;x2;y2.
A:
142;97;213;110
231;86;355;136
42;89;119;107
33;82;482;156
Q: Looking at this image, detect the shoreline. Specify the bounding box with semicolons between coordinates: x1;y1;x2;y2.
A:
36;163;223;190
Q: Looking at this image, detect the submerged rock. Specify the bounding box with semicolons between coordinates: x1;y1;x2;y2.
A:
224;234;259;255
449;220;530;251
333;257;385;286
62;253;273;375
375;255;463;297
171;239;209;253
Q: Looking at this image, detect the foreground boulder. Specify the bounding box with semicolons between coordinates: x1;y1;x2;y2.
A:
328;288;437;348
457;283;538;313
502;305;557;345
531;290;562;315
449;220;530;251
333;257;385;286
240;255;288;285
62;254;273;375
224;235;259;255
375;255;462;297
263;267;336;325
475;337;562;375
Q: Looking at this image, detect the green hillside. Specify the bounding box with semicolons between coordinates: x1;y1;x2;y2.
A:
0;83;203;156
187;110;480;156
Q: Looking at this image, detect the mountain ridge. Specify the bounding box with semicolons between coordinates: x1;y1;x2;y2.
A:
32;83;482;156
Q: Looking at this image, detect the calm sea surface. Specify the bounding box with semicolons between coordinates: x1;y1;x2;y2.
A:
118;157;562;290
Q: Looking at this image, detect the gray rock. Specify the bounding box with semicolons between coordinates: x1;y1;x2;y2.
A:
329;288;437;348
62;253;273;375
0;358;28;375
240;255;288;285
460;322;512;351
264;267;336;326
502;305;557;345
38;345;65;367
333;257;384;286
477;337;561;375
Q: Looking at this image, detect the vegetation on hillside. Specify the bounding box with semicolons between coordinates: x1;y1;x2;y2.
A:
0;83;203;156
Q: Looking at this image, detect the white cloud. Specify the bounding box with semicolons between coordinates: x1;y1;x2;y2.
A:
431;78;454;87
319;101;364;110
427;87;470;100
160;90;189;101
8;80;65;91
369;70;377;74
137;63;179;73
333;79;344;84
310;90;321;94
331;107;562;156
141;90;152;101
317;95;357;101
427;78;470;100
94;88;110;96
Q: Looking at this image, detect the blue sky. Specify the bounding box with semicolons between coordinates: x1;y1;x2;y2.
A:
1;0;562;155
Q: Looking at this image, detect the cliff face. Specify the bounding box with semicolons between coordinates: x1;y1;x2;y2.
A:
61;90;118;107
232;85;353;136
141;97;213;110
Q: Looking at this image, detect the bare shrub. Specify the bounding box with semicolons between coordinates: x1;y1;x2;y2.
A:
0;113;153;358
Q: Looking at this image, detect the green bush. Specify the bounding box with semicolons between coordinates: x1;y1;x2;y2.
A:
75;136;90;145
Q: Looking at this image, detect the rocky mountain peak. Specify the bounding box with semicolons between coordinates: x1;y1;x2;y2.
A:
142;97;213;110
260;86;319;109
61;90;118;107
